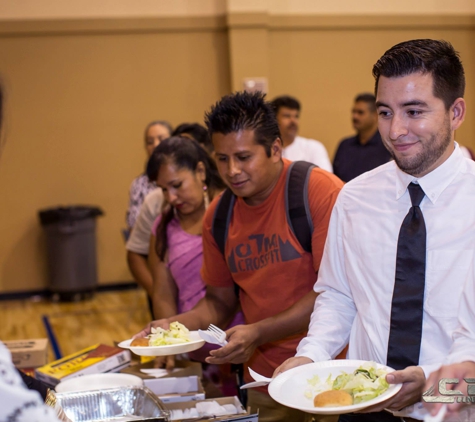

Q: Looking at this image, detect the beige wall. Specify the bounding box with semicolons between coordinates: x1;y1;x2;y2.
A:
2;0;475;19
0;0;225;19
227;14;475;155
227;0;475;15
268;26;475;156
0;21;230;292
1;4;475;293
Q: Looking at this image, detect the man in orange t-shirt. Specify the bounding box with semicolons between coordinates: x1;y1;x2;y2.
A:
137;91;343;421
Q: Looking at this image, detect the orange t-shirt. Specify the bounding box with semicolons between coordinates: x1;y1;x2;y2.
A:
201;159;343;388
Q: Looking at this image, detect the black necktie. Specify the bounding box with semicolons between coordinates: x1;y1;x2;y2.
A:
387;182;426;370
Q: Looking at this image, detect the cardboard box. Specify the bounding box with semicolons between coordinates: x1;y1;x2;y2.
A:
35;343;131;387
120;359;203;380
151;377;205;403
4;339;49;369
121;360;205;402
165;396;258;422
145;374;200;395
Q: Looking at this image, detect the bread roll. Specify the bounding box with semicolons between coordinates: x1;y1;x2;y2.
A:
130;337;150;347
313;390;353;407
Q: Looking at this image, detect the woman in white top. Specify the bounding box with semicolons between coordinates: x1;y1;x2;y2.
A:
126;120;172;230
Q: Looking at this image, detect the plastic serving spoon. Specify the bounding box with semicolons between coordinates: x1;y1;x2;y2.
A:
240;367;274;389
249;367;273;383
240;380;270;389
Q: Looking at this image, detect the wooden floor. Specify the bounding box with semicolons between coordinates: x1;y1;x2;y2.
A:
0;288;152;361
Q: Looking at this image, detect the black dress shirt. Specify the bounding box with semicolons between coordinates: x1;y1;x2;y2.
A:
333;130;391;182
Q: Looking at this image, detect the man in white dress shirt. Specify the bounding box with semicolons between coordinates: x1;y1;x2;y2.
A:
271;95;333;172
275;39;475;422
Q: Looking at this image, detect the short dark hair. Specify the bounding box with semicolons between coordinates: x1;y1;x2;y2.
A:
271;95;301;114
354;93;376;112
172;123;213;152
143;120;173;143
372;39;465;110
204;91;281;157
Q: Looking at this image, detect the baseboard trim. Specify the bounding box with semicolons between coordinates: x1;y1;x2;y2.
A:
0;282;138;301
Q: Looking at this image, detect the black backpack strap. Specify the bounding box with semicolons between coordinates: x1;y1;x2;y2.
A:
285;161;316;253
212;188;236;255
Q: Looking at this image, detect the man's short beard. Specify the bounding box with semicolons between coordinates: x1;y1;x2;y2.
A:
390;120;452;177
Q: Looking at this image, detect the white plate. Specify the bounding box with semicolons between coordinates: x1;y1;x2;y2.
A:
118;331;205;356
56;373;143;393
268;360;402;415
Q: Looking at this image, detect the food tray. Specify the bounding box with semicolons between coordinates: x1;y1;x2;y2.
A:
56;385;170;421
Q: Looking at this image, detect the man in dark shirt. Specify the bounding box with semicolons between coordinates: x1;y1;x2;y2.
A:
333;93;391;182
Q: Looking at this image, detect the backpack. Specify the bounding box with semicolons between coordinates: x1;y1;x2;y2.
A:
212;161;316;256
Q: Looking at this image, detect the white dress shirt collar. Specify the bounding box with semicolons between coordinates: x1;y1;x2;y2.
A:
394;141;464;205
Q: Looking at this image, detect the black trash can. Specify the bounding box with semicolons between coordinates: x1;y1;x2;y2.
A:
38;206;104;301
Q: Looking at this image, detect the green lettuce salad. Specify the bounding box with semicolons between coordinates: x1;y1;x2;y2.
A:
305;362;390;405
148;321;191;346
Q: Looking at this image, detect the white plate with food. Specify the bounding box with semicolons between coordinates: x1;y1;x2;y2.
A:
268;360;402;415
118;322;205;356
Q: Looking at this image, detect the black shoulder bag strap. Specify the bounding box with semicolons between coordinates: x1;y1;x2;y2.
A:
212;160;316;255
285;161;316;254
212;188;236;256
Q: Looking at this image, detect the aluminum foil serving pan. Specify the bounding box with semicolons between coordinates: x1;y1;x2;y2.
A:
56;385;170;422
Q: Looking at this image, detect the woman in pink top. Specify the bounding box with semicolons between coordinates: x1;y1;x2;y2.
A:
147;137;243;395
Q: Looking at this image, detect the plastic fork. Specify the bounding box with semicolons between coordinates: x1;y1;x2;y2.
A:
198;329;226;347
207;324;228;345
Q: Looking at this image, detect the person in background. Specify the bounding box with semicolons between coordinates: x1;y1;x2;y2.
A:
147;136;226;326
125;188;164;316
333;93;391;182
125;123;210;316
172;122;214;154
146;136;244;395
126;120;172;230
271;95;333;172
275;39;475;422
136;91;343;421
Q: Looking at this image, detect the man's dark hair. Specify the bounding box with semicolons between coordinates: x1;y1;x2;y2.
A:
372;39;465;110
271;95;301;114
172;122;213;152
204;91;281;157
354;93;376;112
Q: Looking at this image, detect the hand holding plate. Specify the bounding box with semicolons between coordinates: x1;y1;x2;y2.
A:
358;366;425;413
273;356;314;378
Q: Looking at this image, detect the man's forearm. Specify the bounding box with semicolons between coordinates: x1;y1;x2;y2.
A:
253;290;318;346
